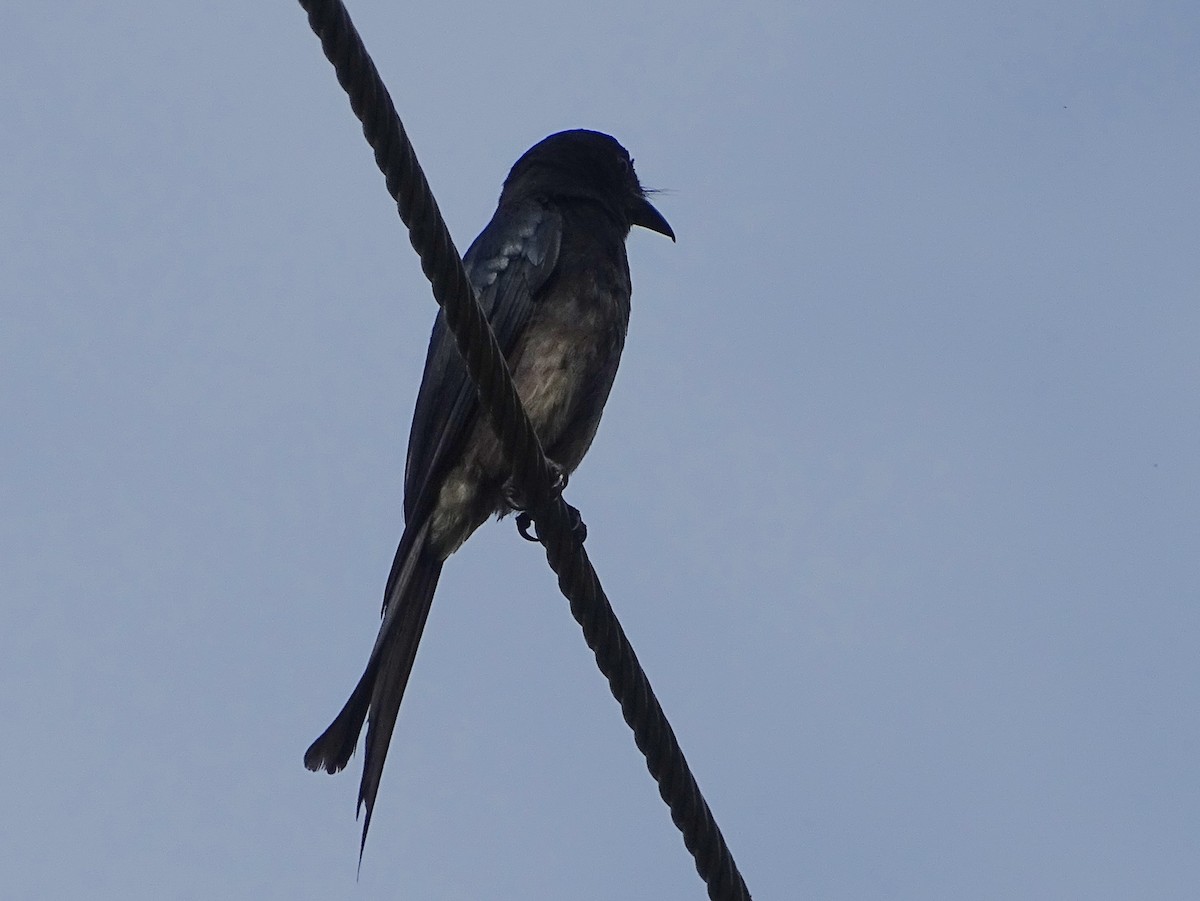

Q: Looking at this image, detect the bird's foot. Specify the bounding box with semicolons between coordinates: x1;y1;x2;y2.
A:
515;503;587;544
507;463;585;544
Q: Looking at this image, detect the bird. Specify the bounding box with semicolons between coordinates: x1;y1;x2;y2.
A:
304;129;674;855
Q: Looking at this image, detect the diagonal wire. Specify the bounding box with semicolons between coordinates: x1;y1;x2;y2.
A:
296;2;752;898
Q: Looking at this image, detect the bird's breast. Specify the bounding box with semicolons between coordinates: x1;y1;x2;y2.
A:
510;270;629;451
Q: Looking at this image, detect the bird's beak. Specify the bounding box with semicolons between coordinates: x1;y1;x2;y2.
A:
631;197;675;241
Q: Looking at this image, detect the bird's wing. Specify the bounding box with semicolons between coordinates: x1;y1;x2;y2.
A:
402;198;563;524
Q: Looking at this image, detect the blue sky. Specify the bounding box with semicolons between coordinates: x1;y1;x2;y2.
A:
3;2;1198;898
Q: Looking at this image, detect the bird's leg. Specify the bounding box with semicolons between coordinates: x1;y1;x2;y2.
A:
502;461;568;512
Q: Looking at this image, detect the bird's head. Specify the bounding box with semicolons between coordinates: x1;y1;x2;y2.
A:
502;129;675;241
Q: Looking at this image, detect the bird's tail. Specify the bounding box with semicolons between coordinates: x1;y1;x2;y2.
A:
304;519;444;854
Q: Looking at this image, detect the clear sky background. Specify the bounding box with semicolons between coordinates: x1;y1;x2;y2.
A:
3;2;1197;899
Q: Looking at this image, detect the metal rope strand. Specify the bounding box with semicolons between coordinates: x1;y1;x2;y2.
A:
297;2;751;898
531;505;750;900
300;0;554;501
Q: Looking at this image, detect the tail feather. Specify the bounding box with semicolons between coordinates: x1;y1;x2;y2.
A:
356;556;441;857
304;518;443;858
303;666;374;774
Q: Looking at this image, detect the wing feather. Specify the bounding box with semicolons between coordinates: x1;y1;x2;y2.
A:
402;200;562;524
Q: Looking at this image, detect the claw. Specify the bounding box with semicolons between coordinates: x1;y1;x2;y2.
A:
549;463;568;493
565;503;587;543
516;512;539;542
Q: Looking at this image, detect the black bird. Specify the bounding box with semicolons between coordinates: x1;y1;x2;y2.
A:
305;129;673;853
